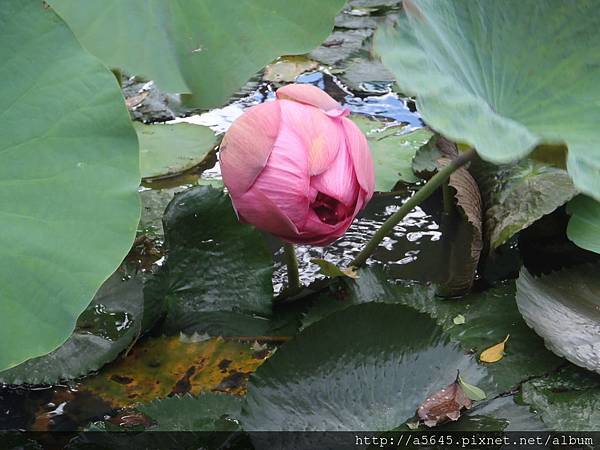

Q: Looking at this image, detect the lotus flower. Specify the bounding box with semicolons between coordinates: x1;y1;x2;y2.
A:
220;84;375;246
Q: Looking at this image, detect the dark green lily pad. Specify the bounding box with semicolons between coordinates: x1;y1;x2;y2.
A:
472;158;577;250
139;393;241;431
0;272;150;385
516;264;600;374
242;303;486;431
399;281;564;394
521;365;600;431
146;186;274;337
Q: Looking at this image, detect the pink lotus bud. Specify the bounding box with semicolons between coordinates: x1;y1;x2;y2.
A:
220;84;375;246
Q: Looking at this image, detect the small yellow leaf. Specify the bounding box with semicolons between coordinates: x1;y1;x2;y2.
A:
479;334;510;363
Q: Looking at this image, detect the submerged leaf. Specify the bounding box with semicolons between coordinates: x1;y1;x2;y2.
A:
311;259;359;279
417;380;472;428
480;335;510;364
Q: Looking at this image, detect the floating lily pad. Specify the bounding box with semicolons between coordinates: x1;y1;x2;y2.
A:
136;122;218;180
472;158;577;250
145;186;274;337
521;365;600;431
242;303;486;431
0;272;148;385
350;115;433;190
82;336;270;408
0;0;140;371
49;0;345;107
309;29;373;65
139;393;241;431
516;264;600;374
375;0;600;201
567;195;600;254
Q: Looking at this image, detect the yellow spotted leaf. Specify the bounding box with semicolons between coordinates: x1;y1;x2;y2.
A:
80;336;272;408
479;335;510;363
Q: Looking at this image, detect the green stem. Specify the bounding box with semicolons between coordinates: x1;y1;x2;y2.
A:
284;242;301;290
351;148;477;268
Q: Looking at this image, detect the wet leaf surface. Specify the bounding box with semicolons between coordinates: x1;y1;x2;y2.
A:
146;186;276;337
80;336;270;408
242;303;486;431
516;264;600;373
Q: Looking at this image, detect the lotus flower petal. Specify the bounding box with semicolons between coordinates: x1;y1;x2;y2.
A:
278;99;343;176
341;117;375;199
276;83;342;113
220;101;281;197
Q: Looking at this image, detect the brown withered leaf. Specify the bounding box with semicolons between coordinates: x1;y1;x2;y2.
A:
437;138;483;296
417;379;472;427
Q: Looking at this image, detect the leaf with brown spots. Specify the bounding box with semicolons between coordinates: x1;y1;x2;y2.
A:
80;336;272;408
417;379;472;427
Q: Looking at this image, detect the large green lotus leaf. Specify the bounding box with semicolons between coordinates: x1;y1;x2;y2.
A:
0;271;158;385
49;0;346;108
521;365;600;431
567;195;600;254
0;0;140;370
242;303;487;431
146;186;274;336
350;115;433;190
516;265;600;374
136;122;218;180
399;280;564;394
375;0;600;200
472;158;577;250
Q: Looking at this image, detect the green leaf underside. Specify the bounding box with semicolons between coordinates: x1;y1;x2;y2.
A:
375;0;600;201
521;365;600;431
350;115;433;190
136;122;218;179
147;186;274;337
567;195;600;254
0;272;156;385
242;303;487;431
472;158;577;250
516;264;600;374
0;0;140;370
49;0;346;108
138;393;242;431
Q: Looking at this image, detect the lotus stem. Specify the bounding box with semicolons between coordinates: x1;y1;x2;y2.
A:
351;148;477;268
284;242;301;290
